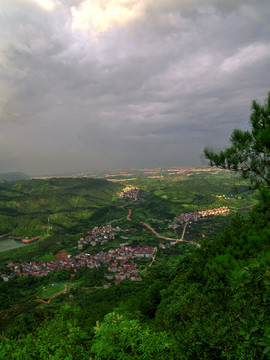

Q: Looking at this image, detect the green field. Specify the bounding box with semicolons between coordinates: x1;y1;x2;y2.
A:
38;254;56;262
36;283;66;299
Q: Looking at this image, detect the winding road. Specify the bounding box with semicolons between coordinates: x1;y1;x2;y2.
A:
120;187;200;247
142;222;201;247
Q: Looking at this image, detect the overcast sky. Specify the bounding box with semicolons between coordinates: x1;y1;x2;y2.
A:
1;0;270;175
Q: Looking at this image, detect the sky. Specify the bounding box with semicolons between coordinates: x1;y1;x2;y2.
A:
1;0;270;175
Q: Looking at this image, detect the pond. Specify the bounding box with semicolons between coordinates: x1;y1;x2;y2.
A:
0;237;26;252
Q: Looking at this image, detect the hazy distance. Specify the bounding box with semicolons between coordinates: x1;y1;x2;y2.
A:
1;0;270;175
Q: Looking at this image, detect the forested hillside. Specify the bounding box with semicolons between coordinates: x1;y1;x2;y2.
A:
0;178;122;237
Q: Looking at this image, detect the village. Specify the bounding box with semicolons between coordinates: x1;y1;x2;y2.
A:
0;186;149;286
77;224;123;249
117;185;139;200
1;199;229;286
169;206;230;229
1;243;156;287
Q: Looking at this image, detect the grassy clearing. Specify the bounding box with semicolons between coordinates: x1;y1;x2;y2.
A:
37;283;66;299
38;254;56;261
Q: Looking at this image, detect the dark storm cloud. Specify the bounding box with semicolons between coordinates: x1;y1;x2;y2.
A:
0;0;270;174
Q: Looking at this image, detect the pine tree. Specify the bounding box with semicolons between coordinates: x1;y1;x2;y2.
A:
204;91;270;188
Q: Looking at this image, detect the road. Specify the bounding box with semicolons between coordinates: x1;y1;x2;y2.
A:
180;222;188;240
148;254;156;267
126;209;132;221
142;222;201;247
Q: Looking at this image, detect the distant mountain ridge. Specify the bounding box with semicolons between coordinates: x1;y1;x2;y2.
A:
0;172;30;181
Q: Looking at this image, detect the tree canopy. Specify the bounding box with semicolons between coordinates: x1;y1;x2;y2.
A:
204;91;270;188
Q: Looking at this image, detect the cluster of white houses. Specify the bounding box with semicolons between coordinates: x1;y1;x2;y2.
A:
78;224;122;249
198;206;230;216
1;245;157;285
170;206;230;227
117;185;138;200
216;194;241;200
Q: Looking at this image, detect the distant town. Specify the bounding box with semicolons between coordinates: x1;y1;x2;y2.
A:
31;167;223;180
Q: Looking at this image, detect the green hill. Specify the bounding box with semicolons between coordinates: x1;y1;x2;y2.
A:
0;177;123;237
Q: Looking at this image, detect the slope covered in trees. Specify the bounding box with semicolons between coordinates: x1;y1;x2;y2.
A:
0;178;122;237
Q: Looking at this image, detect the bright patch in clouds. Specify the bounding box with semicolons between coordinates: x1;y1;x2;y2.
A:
32;0;56;11
71;0;144;32
70;0;204;34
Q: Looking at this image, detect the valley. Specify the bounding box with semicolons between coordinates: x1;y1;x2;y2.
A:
0;168;267;360
0;168;256;275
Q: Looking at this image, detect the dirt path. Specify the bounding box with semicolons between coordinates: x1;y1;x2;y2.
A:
0;232;11;238
126;209;132;221
139;254;156;273
142;222;201;247
148;254;156;267
180;222;188;240
34;284;67;304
